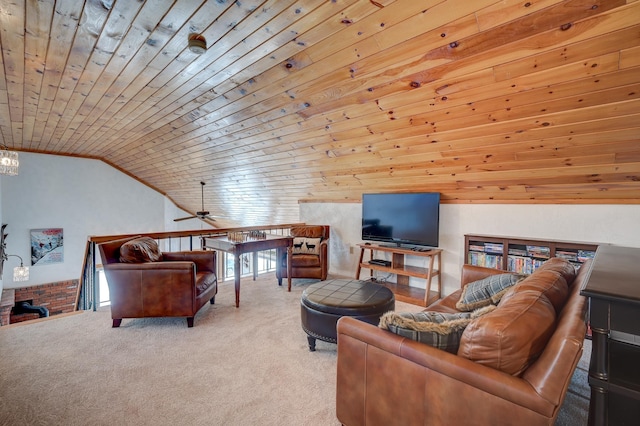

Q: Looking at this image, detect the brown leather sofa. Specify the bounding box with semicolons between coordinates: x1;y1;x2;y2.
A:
276;225;329;285
98;236;217;328
336;258;590;426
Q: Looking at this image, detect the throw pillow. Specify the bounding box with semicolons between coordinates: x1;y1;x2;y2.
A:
379;311;473;353
458;289;557;376
292;237;321;255
500;270;568;314
534;257;576;286
456;273;524;311
119;237;162;263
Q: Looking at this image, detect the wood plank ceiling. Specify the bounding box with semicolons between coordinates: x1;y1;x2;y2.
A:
1;0;639;226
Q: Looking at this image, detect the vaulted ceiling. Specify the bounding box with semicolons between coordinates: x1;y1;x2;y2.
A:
1;0;639;226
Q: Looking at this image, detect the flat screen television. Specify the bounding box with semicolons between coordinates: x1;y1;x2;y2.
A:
361;192;440;247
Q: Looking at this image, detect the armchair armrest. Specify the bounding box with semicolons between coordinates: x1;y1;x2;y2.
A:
104;261;199;318
319;239;329;259
105;261;195;272
319;239;329;278
104;262;198;294
162;250;216;273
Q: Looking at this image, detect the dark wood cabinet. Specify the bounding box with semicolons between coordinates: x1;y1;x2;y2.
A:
581;245;640;426
465;234;597;274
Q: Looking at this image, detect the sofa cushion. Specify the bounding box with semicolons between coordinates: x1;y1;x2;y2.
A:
292;237;321;255
379;311;472;353
290;254;321;267
534;257;577;286
119;237;162;263
458;289;556;376
500;270;569;314
456;273;524;311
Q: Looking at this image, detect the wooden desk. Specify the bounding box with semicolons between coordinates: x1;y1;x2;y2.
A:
204;235;292;307
580;245;640;426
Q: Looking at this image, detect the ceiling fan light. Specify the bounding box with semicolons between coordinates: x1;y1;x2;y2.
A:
188;33;207;54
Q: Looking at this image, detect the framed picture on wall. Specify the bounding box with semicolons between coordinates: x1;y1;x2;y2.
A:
30;228;64;266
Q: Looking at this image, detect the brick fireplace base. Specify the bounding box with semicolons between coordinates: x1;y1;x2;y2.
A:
9;280;79;324
1;289;15;326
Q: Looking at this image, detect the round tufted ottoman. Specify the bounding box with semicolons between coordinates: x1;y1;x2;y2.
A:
300;279;395;351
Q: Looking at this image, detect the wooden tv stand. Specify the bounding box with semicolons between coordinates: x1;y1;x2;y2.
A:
356;243;442;307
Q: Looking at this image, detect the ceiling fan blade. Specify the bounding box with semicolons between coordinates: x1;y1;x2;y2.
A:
174;215;198;222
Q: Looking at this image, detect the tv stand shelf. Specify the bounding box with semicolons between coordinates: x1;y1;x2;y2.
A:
356;244;442;307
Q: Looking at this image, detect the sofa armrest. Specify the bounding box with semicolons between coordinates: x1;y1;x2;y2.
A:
461;264;517;287
337;316;557;424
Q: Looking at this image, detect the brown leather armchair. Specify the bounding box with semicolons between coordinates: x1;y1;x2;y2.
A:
98;236;217;328
276;225;330;286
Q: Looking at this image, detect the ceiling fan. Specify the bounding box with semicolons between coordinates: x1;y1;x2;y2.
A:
174;181;220;222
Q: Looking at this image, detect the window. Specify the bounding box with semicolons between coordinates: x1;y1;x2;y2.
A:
220;249;278;282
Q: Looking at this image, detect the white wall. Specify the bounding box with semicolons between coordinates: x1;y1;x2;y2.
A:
301;202;640;297
1;153;171;288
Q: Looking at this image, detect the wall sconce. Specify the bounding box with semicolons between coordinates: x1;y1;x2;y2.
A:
0;148;19;176
188;33;207;54
7;254;29;282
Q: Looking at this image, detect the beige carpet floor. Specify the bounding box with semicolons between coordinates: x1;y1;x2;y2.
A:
0;273;589;425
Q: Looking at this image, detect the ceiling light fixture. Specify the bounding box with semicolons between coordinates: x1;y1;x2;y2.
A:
188;33;207;54
0;147;19;176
